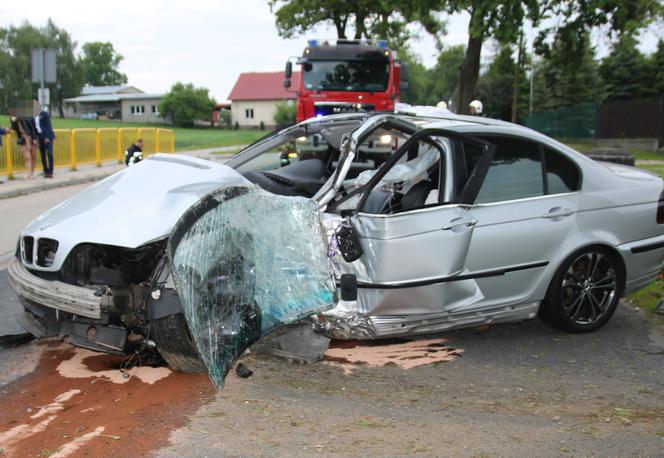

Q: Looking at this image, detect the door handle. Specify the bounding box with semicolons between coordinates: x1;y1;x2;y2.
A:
541;207;573;219
442;217;478;231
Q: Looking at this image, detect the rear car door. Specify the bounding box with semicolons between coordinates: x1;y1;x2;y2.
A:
461;135;582;308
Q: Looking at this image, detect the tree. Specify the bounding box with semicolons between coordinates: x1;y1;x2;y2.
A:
273;101;296;127
600;35;652;101
434;1;541;115
477;45;519;120
649;40;664;97
0;20;83;116
218;109;231;128
531;32;602;111
396;49;430;105
160;82;215;127
442;0;662;114
426;44;465;108
79;42;128;86
270;0;444;50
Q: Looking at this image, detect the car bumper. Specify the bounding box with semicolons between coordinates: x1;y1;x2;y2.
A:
7;258;102;319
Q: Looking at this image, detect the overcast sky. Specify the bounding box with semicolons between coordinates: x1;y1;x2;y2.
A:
0;0;661;100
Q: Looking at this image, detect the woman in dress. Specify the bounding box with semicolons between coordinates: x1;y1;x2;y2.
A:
10;116;39;179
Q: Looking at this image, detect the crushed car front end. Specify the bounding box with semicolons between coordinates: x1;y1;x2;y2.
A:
8;153;252;368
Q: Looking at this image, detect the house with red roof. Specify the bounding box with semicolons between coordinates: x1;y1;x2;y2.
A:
227;71;300;128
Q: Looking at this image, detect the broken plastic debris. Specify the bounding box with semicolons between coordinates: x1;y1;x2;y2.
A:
169;186;334;387
235;363;253;378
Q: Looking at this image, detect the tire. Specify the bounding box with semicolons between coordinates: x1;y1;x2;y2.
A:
152;313;206;373
539;246;624;333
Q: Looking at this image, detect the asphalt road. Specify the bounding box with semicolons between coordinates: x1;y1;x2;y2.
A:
0;183;91;268
158;306;664;457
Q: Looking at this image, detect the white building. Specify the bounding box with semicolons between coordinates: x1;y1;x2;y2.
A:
64;85;168;123
227;71;299;128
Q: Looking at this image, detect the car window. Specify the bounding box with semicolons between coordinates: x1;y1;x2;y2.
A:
362;141;442;214
544;148;580;194
475;137;543;204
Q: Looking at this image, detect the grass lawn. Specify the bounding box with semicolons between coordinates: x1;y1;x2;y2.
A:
565;141;664;161
636;163;664;177
626;277;664;315
0;115;268;151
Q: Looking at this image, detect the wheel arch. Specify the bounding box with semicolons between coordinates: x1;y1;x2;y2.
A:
548;241;627;295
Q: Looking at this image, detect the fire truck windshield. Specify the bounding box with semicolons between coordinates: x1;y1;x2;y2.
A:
303;60;390;93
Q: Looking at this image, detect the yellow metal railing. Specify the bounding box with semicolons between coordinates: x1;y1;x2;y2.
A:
0;127;175;178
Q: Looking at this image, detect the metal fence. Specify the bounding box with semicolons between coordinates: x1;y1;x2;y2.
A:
0;127;175;178
523;98;664;146
522;103;598;139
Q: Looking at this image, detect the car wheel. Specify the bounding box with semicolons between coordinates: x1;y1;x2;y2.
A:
152;313;206;373
539;246;624;333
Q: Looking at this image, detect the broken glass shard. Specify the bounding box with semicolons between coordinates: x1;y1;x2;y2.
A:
168;186;334;387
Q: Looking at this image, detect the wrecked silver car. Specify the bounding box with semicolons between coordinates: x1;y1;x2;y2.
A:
10;111;664;386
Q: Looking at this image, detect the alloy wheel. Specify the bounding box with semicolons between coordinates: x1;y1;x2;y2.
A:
561;251;617;326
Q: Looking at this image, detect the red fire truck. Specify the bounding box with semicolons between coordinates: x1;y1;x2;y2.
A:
283;39;409;122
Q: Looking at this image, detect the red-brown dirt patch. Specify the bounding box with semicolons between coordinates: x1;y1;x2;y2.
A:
0;341;213;457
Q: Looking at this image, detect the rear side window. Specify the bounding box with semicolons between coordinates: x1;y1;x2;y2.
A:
545;148;580;194
475;137;543;204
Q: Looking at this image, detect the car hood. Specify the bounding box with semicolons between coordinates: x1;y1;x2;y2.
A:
22;154;251;271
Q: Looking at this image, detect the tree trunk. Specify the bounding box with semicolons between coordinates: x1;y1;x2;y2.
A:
333;15;348;39
455;9;484;115
511;32;524;123
354;12;366;39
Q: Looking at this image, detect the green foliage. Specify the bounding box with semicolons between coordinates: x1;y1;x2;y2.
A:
218;109;231;128
273;101;296;127
160;82;215;127
650;40;664;97
0;20;83;117
270;0;445;49
427;45;465;108
397;49;430;105
531;32;602;111
79;42;127;86
477;46;517;120
600;35;658;101
535;0;664;58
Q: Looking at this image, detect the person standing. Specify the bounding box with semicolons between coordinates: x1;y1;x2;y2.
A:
11;116;39;179
36;108;56;178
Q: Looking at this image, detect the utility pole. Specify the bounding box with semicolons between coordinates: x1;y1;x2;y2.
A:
529;63;534;115
511;31;524;123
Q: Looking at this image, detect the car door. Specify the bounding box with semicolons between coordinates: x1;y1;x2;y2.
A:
462;135;582;309
332;129;495;317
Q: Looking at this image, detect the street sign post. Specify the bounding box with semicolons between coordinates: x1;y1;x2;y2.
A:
38;88;50;107
31;48;57;111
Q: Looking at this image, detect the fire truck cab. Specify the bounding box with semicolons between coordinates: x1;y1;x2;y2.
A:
284;39;408;122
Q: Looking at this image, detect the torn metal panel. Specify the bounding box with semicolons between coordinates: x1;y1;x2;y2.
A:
168;186;335;387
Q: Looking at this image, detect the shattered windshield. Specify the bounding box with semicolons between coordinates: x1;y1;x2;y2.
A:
168;186;335;387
